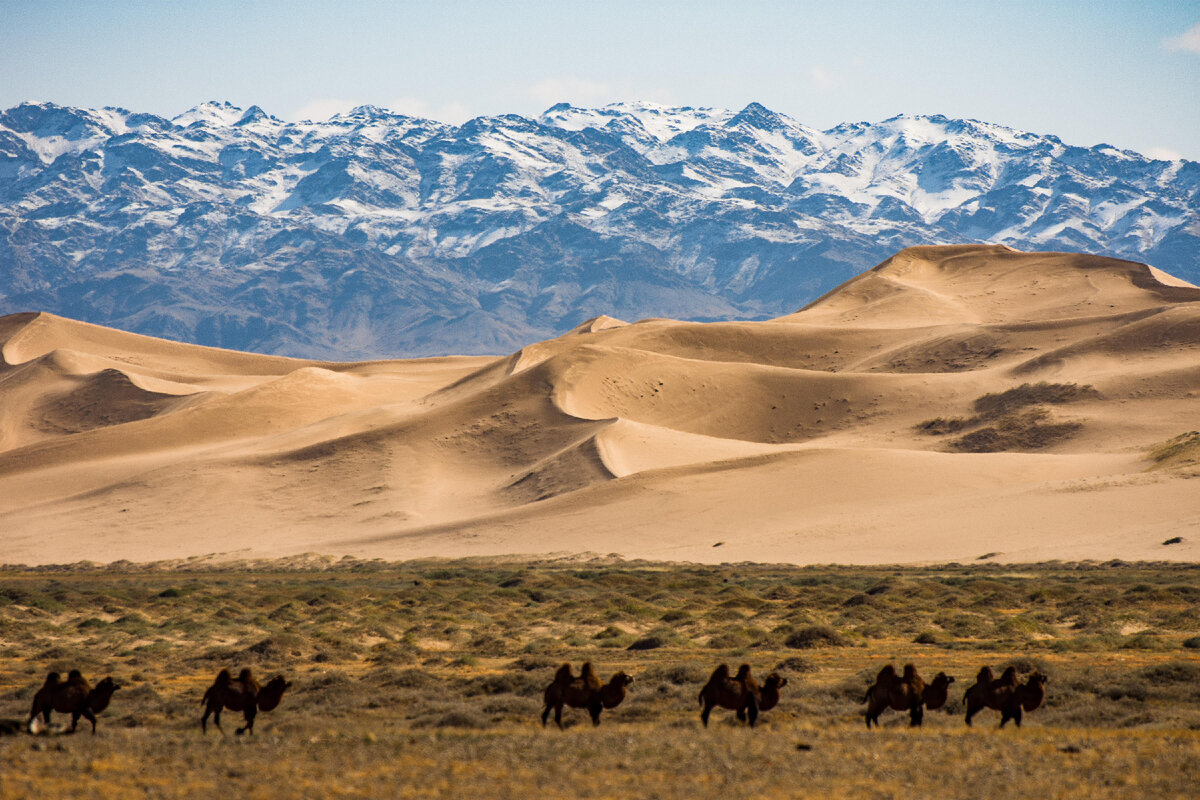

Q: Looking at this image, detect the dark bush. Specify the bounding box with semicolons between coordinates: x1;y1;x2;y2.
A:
627;635;668;651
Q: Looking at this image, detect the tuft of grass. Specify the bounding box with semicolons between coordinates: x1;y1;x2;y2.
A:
1148;431;1200;469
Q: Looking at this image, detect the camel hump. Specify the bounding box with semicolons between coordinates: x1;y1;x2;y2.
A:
975;665;994;684
552;663;573;684
237;668;254;682
580;662;601;688
43;672;61;687
998;666;1017;684
902;664;918;679
215;668;232;685
67;670;84;683
876;664;897;683
734;664;752;681
709;664;731;682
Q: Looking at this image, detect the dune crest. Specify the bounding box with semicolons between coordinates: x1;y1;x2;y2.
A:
1;246;1198;565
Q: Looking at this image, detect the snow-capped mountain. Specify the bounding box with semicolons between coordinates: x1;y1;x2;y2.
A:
2;100;1196;357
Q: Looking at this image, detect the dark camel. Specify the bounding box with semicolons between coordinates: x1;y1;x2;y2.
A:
963;665;1018;726
698;664;780;728
999;671;1048;728
27;670;120;734
541;663;631;728
200;668;290;735
864;664;932;728
922;672;956;711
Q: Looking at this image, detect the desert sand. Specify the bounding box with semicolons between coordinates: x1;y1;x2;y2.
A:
1;244;1197;565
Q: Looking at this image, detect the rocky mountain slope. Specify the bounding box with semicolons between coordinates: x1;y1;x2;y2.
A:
2;100;1196;357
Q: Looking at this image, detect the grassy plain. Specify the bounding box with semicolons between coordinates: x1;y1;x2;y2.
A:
1;559;1199;798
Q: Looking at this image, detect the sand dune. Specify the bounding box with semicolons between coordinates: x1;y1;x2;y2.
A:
1;245;1198;565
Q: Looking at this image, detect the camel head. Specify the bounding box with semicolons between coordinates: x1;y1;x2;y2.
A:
89;677;121;713
763;673;788;691
256;675;291;712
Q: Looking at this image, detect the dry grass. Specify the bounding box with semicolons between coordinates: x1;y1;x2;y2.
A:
1;560;1199;798
1149;431;1200;471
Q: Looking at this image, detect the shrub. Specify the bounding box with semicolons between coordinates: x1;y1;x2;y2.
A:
784;625;846;649
627;635;668;651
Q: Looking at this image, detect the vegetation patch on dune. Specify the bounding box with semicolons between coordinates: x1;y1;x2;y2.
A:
917;382;1097;452
1148;431;1200;471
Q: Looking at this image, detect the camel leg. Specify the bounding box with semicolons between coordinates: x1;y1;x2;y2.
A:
554;704;564;730
82;708;97;735
69;711;80;734
964;703;979;726
909;699;924;728
589;702;602;727
700;702;712;728
540;705;551;727
212;706;225;735
745;696;759;729
1000;705;1021;728
236;705;257;735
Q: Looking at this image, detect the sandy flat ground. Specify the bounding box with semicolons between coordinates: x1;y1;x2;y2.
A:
1;244;1198;565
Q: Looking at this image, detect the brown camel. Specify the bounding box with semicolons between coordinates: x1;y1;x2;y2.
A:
27;670;120;734
600;671;634;709
963;665;1018;726
864;664;930;728
699;664;770;728
541;662;631;728
200;668;290;735
999;671;1048;728
757;673;788;712
922;671;956;711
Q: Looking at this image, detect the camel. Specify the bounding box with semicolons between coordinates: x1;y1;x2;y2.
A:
600;671;634;710
200;668;290;735
922;672;956;711
541;662;631;728
699;664;775;728
864;664;929;728
757;673;788;712
963;665;1018;726
26;670;120;734
999;671;1048;728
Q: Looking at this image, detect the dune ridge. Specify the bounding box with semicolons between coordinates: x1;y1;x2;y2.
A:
1;245;1197;566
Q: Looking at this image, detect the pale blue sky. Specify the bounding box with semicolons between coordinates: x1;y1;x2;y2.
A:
3;0;1199;159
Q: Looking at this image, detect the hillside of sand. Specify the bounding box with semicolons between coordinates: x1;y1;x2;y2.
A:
1;244;1198;565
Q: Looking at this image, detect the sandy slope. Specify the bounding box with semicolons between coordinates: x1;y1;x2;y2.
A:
1;245;1198;565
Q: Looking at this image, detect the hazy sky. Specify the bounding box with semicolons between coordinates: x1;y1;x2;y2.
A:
3;0;1199;159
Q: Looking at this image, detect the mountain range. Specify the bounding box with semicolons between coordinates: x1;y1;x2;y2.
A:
2;100;1197;357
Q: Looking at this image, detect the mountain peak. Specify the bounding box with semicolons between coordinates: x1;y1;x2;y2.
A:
172;101;245;128
727;102;788;130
